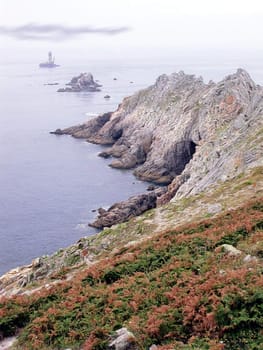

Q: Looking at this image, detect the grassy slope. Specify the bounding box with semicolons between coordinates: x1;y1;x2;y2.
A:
0;196;262;350
1;167;261;300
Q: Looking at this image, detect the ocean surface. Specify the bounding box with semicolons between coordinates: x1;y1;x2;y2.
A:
1;51;263;276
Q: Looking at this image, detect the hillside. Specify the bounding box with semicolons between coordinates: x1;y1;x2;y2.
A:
0;70;263;349
0;194;262;349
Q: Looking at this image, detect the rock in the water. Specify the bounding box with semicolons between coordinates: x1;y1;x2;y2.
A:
89;187;167;228
147;185;156;191
104;94;111;99
98;151;111;158
58;73;101;92
109;328;139;350
44;82;59;86
50;128;63;135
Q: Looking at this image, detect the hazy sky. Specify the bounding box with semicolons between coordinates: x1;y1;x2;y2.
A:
0;0;263;56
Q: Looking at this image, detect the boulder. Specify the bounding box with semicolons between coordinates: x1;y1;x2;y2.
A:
243;254;258;263
109;328;139;350
217;244;242;256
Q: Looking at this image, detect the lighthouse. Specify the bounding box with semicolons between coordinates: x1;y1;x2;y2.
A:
39;52;59;68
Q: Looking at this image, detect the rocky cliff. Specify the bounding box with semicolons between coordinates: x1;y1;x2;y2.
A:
54;69;263;201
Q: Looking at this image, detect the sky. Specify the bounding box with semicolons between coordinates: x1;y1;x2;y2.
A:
0;0;263;58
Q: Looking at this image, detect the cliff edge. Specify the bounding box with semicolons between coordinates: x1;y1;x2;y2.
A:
54;69;263;206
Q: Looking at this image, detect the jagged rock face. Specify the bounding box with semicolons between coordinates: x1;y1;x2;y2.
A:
89;187;166;229
55;69;263;197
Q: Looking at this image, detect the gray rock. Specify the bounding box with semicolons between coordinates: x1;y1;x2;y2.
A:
219;244;242;256
207;203;222;214
58;73;101;92
243;254;258;263
109;328;139;350
233;115;246;130
31;257;42;269
44;82;59;86
89;187;167;229
147;185;156;191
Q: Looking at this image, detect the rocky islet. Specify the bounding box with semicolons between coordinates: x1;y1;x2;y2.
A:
57;72;102;92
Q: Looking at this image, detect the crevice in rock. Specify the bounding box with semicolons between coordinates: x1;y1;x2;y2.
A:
165;140;197;176
111;128;123;141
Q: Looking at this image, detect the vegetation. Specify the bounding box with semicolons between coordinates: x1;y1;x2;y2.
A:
0;199;262;349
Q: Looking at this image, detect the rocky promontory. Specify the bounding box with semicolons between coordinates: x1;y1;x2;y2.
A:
57;72;101;92
89;187;166;228
53;69;263;199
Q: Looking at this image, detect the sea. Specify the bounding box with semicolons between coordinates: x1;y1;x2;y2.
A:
0;49;263;276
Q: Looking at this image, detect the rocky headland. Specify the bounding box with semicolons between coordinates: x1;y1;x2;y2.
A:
1;69;263;350
54;69;262;188
53;69;263;226
57;72;101;92
89;187;166;229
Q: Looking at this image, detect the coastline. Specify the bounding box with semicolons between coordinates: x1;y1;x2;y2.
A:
0;67;262;349
1;68;262;292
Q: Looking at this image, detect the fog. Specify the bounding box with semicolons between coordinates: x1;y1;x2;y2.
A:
0;0;262;53
0;23;130;41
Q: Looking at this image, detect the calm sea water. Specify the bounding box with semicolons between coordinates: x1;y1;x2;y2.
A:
0;51;263;276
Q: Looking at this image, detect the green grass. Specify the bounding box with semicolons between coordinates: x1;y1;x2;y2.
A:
0;199;262;349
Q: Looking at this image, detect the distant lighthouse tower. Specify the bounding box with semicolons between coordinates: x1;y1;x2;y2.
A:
48;51;54;64
39;52;59;68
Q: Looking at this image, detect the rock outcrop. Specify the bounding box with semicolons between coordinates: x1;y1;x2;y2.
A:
108;328;139;350
57;73;101;92
89;187;166;229
54;69;263;199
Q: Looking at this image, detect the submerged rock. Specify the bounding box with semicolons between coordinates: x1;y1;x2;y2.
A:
58;73;101;92
44;82;59;86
